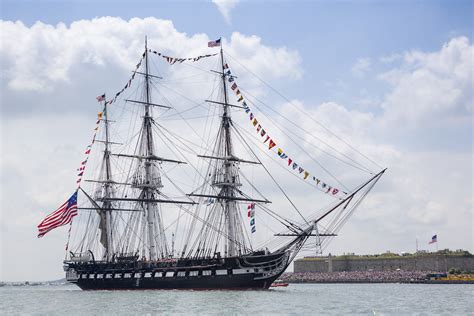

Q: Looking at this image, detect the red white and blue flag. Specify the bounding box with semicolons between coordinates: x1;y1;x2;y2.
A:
208;38;221;47
429;234;437;244
96;94;105;102
37;192;78;238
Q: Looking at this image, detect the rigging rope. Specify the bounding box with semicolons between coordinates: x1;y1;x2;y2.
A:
225;52;383;170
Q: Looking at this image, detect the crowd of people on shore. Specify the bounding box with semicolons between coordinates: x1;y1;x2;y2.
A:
280;271;441;283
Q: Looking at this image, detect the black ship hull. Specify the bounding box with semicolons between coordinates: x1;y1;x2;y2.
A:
74;273;277;290
65;251;290;290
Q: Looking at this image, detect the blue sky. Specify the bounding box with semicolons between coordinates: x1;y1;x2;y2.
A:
2;0;472;94
2;1;471;110
1;0;472;281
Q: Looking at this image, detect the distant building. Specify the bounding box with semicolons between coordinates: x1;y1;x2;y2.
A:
294;251;474;273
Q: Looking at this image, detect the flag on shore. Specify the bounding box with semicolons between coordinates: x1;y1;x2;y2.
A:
429;234;437;244
208;38;221;47
37;192;78;238
96;94;105;102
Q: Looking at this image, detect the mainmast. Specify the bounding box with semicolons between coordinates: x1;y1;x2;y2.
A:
129;37;172;261
212;46;242;257
188;45;271;258
220;47;236;257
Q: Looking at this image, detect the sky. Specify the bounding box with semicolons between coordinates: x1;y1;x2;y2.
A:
0;0;473;281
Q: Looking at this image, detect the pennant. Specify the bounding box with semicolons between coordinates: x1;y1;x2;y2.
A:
332;188;339;195
228;76;234;83
256;125;262;132
264;135;270;143
231;83;237;90
260;130;266;137
316;178;321;185
250;218;255;226
244;107;250;113
288;158;293;166
252;118;258;126
81;159;88;165
304;171;310;179
97;112;103;119
280;154;288;159
250;113;254;120
292;162;298;170
322;183;327;188
237;96;244;102
94;126;99;131
96;94;105;102
251;226;256;233
326;186;332;193
85;149;91;155
77;172;84;177
235;90;240;95
298;167;304;174
268;140;276;150
76;178;81;184
224;63;229;69
242;101;248;108
277;148;284;156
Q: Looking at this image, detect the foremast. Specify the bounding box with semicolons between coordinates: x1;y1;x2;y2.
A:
94;93;115;261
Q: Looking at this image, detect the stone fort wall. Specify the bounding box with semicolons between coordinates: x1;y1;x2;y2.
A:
294;255;474;273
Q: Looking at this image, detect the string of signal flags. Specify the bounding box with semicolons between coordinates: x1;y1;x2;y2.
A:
90;40;346;198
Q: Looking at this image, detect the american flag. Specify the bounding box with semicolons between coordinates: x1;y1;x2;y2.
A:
429;234;437;244
208;38;221;47
96;94;105;102
37;192;78;238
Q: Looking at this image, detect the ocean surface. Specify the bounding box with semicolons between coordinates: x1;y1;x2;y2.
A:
1;283;472;315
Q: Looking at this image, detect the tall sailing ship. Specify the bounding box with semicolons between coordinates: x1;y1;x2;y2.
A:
38;38;385;290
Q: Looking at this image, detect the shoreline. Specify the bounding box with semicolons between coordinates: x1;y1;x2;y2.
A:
280;271;474;285
286;280;474;284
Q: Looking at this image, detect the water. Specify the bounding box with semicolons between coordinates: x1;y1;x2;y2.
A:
1;283;472;315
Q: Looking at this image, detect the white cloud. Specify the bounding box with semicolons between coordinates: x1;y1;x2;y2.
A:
0;18;301;97
379;36;473;127
212;0;239;24
351;57;371;77
268;97;472;255
379;53;402;64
